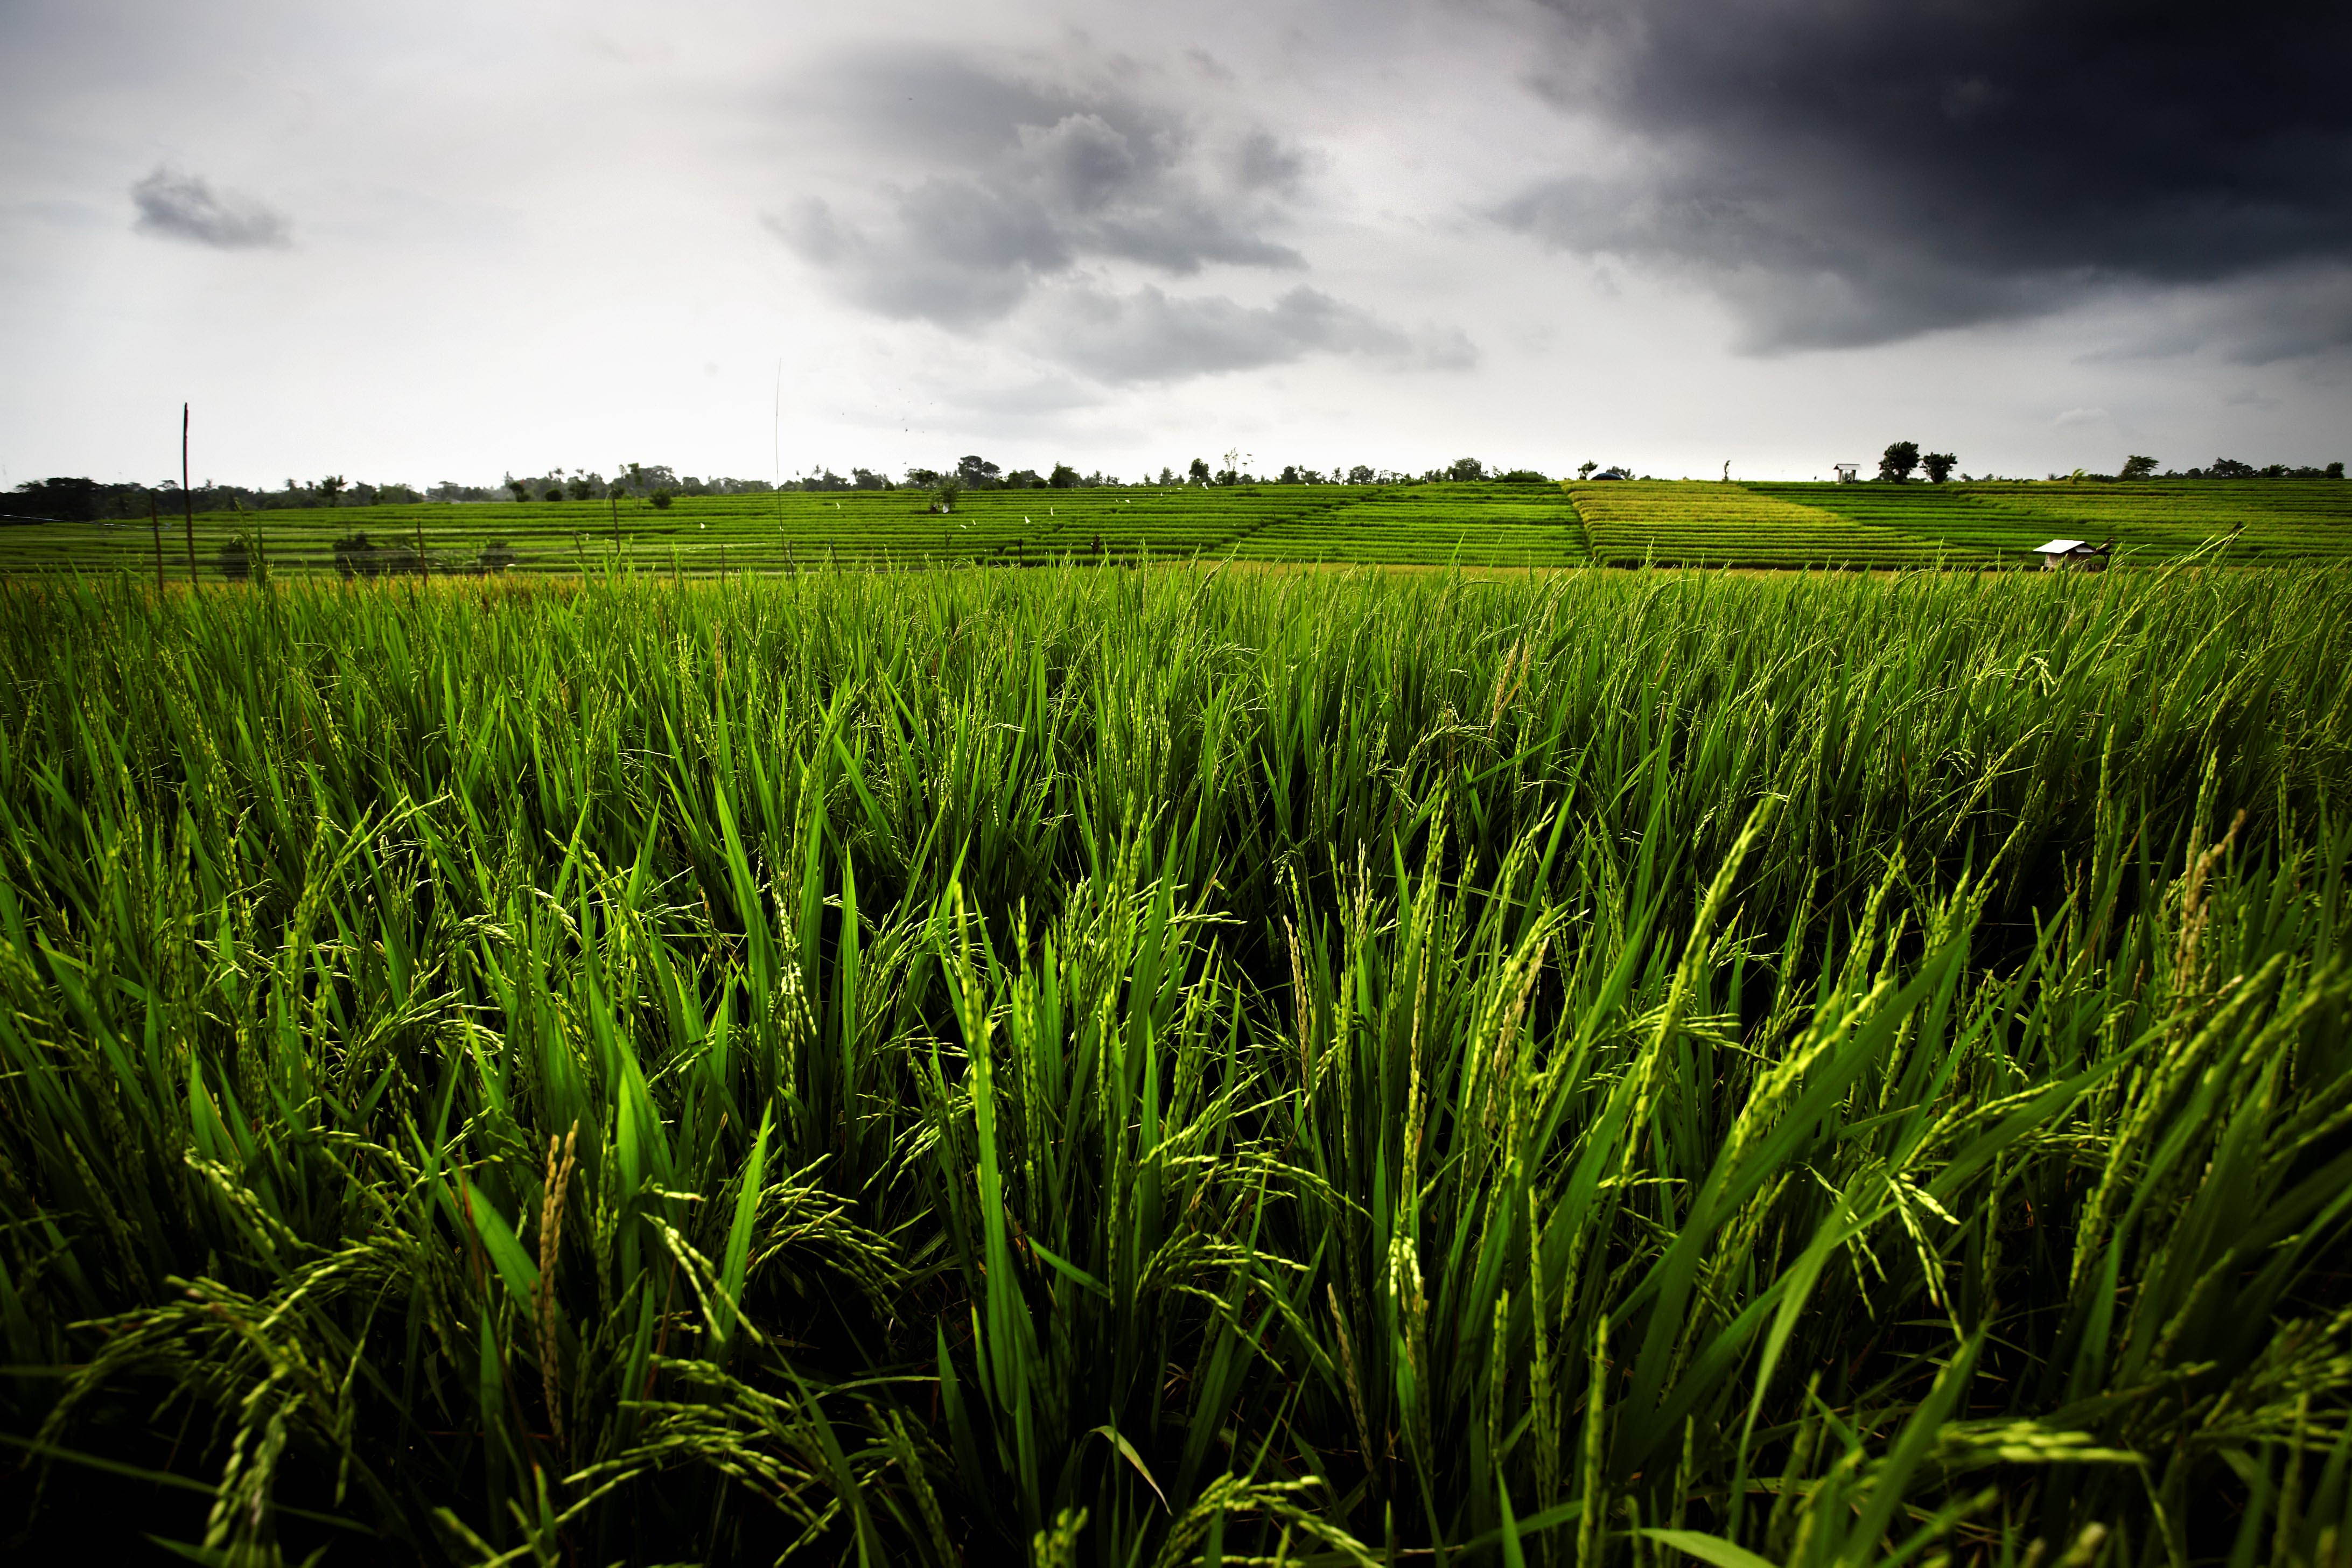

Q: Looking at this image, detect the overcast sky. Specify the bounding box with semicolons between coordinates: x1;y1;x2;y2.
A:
4;0;2348;487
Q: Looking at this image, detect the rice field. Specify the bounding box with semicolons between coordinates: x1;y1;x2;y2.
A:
4;478;2344;579
1567;482;1976;568
13;477;2336;582
3;561;2351;1567
1748;481;2352;563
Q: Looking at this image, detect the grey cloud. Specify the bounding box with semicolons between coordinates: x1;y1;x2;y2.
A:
2085;264;2352;367
1034;284;1473;383
2199;267;2352;365
767;194;1042;327
1503;0;2352;353
131;166;290;249
778;51;1306;330
1234;130;1307;196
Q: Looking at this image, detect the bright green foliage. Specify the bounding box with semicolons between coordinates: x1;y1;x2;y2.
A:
1232;484;1585;565
2;565;2351;1566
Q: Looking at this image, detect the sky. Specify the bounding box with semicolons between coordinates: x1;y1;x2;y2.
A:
3;0;2348;487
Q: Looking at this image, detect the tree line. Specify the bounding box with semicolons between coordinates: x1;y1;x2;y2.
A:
8;447;2337;526
1872;442;2343;483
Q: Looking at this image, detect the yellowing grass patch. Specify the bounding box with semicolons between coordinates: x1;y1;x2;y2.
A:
1567;480;1978;566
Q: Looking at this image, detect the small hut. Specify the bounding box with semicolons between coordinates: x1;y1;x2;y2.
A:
2033;538;2111;571
1833;463;1861;482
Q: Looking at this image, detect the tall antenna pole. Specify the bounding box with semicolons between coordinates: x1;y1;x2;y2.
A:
774;359;786;568
181;402;199;591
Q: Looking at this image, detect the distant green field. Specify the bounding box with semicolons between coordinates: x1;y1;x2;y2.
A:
0;483;1584;580
1569;481;1973;568
1750;479;2352;562
2;477;2343;578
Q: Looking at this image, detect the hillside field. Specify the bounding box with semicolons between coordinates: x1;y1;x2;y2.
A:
3;564;2350;1566
3;477;2345;578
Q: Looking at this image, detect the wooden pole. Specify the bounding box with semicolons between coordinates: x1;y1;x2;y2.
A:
181;403;199;590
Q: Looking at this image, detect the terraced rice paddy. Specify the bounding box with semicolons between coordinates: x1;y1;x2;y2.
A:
1229;487;1586;565
1568;481;1972;567
1756;480;2352;563
3;563;2350;1566
2;478;2343;579
0;484;1573;579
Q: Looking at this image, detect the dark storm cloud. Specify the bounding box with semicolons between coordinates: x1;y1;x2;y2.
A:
1035;284;1474;383
1502;0;2352;351
774;51;1307;331
130;166;291;249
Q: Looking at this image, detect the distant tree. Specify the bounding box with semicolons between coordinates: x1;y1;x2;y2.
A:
2118;454;2159;481
1347;464;1376;485
543;487;563;502
0;477;102;521
566;474;603;501
506;477;530;502
851;468;890;489
1921;451;1957;484
478;540;516;574
1448;457;1486;482
1576;461;1599;480
1048;463;1080;489
216;537;250;580
1496;469;1548;483
932;474;963;514
905;468;941;487
1877;442;1920;482
1156;466;1175;486
1278;464;1300;484
2208;457;2256;478
1187;458;1212;485
351;482;381;507
956;456;1000;489
649;489;674;510
2328;461;2345;480
319;475;347;507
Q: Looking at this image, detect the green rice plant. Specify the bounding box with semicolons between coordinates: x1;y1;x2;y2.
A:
0;563;2348;1565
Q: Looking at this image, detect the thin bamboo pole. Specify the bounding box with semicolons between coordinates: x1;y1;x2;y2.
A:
181;403;198;591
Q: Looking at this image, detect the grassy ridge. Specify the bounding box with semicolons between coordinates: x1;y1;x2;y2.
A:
2;566;2351;1565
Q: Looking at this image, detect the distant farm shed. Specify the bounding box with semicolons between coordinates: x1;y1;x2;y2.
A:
2034;538;2111;571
